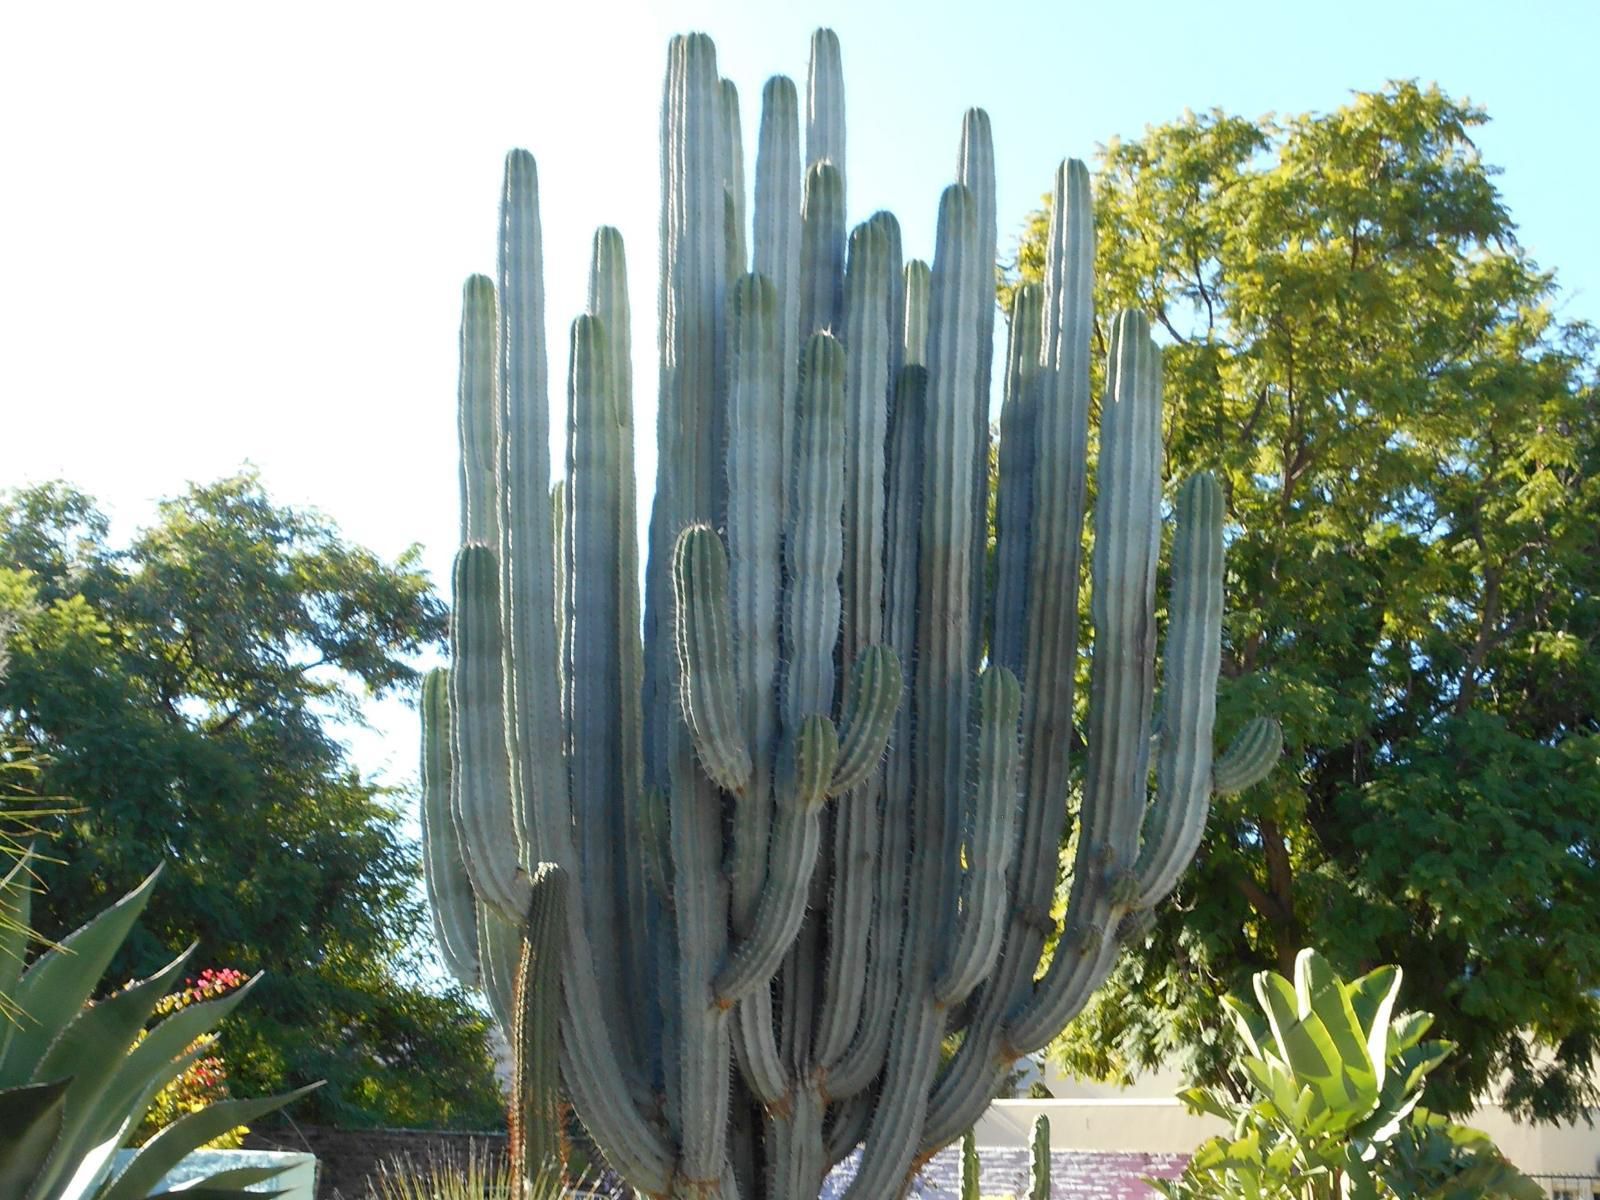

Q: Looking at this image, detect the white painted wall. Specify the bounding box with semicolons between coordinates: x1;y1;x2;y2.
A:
980;1059;1600;1176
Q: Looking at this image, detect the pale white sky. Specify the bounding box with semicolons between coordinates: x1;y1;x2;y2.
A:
5;0;1595;792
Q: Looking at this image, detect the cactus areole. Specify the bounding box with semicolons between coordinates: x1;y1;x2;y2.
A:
420;27;1278;1200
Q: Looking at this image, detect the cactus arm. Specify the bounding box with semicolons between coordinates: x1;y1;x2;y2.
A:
956;109;997;670
506;152;677;1194
875;212;906;384
646;32;729;788
769;1085;828;1200
584;227;655;1064
775;329;847;1073
922;162;1095;1152
839;219;893;666
1213;717;1283;794
496;150;565;866
916;183;985;952
810;217;896;1075
805;29;844;195
798;163;845;342
990;283;1043;676
449;546;527;921
735;988;790;1105
752;75;801;480
652;35;739;1188
782;332;847;719
933;666;1022;1008
477;900;522;1032
1007;310;1162;1057
841;184;985;1200
827;647;902;796
961;1130;980;1200
1133;472;1225;909
1006;159;1096;996
716;334;847;1004
458;276;500;546
813;649;901;1065
565;313;645;1051
552;480;568;721
722;79;747;277
724;273;784;934
715;718;837;1002
823;1092;874;1168
674;525;754;793
823;364;925;1098
903;259;931;367
511;863;568;1193
420;667;479;988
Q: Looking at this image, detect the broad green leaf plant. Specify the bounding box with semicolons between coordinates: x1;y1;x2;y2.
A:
0;857;316;1200
1152;949;1541;1200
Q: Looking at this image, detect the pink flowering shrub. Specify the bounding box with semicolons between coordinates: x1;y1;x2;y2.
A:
133;967;250;1149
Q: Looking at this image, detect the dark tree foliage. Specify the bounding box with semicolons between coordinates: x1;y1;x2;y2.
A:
1007;83;1600;1122
0;472;504;1128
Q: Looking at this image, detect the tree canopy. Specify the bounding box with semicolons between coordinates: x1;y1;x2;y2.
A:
1007;82;1600;1121
0;471;504;1128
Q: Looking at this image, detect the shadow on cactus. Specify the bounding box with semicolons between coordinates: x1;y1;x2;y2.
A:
0;857;318;1200
1151;949;1541;1200
420;26;1279;1200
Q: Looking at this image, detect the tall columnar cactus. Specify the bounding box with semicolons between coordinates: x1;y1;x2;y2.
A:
420;27;1279;1200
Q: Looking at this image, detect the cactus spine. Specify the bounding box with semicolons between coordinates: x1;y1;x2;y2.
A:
422;27;1278;1200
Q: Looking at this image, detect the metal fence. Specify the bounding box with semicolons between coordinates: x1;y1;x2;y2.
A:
1533;1176;1600;1200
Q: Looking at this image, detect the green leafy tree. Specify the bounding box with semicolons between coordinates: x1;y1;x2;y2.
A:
0;472;504;1128
1007;83;1600;1121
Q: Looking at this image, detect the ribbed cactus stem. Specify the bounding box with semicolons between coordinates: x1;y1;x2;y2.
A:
805;29;845;194
674;525;754;794
724;272;783;931
458;276;499;546
721;79;747;277
1134;471;1225;909
1029;1115;1051;1200
752;76;801;471
903;260;931;367
511;863;568;1196
829;647;902;795
957;109;997;669
1213;717;1283;795
420;667;477;988
448;545;525;922
799;163;845;342
934;666;1023;1007
991;283;1043;675
961;1130;979;1200
1007;310;1163;1056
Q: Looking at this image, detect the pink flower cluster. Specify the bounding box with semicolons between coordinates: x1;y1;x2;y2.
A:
153;966;247;1017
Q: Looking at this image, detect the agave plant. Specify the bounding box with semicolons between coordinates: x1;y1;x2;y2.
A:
0;856;317;1200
